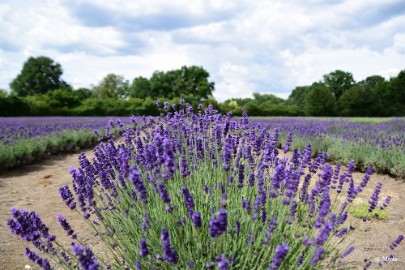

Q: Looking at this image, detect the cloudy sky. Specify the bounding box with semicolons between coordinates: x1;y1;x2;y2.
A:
0;0;404;101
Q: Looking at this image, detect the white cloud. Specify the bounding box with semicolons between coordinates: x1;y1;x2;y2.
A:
0;0;404;101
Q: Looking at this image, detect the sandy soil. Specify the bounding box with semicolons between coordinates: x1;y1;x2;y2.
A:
0;149;404;270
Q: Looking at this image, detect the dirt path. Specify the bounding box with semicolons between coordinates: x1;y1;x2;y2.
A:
0;149;108;270
0;150;404;269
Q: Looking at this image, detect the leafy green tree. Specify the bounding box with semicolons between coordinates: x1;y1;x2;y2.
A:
130;77;151;99
0;95;30;116
338;85;377;116
359;75;385;87
10;56;70;96
386;70;405;116
92;74;130;99
252;92;284;105
322;70;355;100
74;87;93;100
132;66;215;101
0;89;7;98
304;83;336;116
171;66;215;100
286;86;310;114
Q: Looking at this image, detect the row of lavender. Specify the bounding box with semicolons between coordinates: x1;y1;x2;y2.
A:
0;117;132;145
250;117;404;150
250;117;405;178
0;117;135;171
8;102;403;269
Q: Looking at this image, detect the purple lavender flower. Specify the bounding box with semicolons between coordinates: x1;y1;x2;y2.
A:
162;137;177;179
263;217;277;244
7;209;55;244
56;214;76;239
302;235;312;247
271;163;285;197
290;201;298;218
380;195;392;210
315;187;331;228
235;221;241;234
181;187;195;215
71;243;99;270
310;247;324;265
314;222;333;246
188;261;195;268
248;173;255;187
164;101;169;111
335;228;349;238
389;234;404;250
25;248;44;267
142;213;150;231
139;239;149;256
341;246;355;258
222;137;232;171
180;155;190;177
157;182;171;203
363;260;372;269
217;254;230;270
42;259;52;270
237;164;245;189
59;185;76;210
136;260;142;270
269;242;289;270
129;167;148;204
209;209;228;237
368;182;382;212
283;132;293;153
206;261;215;268
191;211;202;228
347;160;355;175
161;228;178;264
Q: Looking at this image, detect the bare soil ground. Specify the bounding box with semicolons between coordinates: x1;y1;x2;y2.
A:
0;149;404;270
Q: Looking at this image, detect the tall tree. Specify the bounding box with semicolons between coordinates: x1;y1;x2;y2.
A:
286;86;310;114
338;85;377;116
386;70;405;116
322;70;355;100
131;66;215;101
10;56;70;96
130;76;151;99
92;74;130;99
304;83;336;116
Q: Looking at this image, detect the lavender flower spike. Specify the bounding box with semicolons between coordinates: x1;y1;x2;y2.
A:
269;242;289;270
389;234;404;250
139;239;149;256
341;246;355;258
217;254;230;270
71;243;99;270
59;185;76;210
161;228;178;264
368;182;382;212
56;214;76;239
310;248;324;265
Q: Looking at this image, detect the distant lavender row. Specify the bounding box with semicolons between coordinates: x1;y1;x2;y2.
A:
250;118;405;151
0;117;134;145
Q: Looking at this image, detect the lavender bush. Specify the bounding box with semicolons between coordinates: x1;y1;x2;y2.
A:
8;102;403;269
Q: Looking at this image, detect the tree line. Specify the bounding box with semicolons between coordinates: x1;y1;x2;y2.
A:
0;56;404;116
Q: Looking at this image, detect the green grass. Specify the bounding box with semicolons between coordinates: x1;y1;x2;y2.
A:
348;117;392;124
348;203;388;220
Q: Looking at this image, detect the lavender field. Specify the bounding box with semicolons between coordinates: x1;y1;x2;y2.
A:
4;102;405;269
0;117;135;171
250;117;405;178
